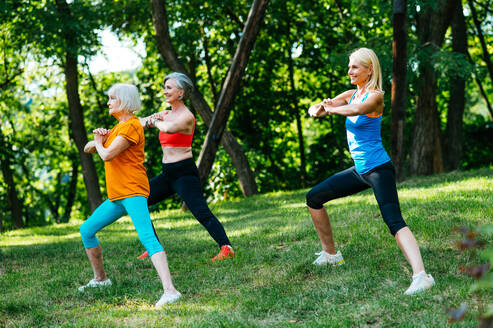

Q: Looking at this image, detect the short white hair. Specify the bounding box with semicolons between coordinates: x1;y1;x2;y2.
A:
107;83;142;113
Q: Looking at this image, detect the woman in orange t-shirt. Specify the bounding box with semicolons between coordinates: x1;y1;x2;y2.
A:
81;83;181;307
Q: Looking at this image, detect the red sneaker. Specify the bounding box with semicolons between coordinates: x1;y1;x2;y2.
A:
137;251;149;259
212;245;235;262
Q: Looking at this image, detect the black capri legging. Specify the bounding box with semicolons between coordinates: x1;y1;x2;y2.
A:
306;161;407;235
148;158;231;247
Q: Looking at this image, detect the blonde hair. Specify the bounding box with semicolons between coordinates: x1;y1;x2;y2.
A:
107;83;142;113
349;48;384;93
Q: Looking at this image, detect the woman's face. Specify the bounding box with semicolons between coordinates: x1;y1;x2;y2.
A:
163;79;185;103
348;57;372;87
107;94;121;115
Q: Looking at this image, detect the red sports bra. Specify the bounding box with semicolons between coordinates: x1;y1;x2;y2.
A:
158;117;195;147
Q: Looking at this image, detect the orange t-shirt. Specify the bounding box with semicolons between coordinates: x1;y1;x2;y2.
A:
104;116;150;201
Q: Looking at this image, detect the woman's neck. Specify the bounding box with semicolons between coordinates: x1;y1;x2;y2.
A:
169;100;185;112
356;83;369;95
114;111;133;123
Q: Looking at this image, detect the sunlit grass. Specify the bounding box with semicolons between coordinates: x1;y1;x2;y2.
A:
1;168;492;327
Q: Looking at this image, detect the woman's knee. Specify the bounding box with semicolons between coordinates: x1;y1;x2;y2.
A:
380;203;406;235
306;188;324;209
387;220;407;236
80;221;92;241
79;221;99;248
137;231;163;256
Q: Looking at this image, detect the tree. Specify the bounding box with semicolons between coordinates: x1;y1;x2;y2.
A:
151;0;259;196
196;0;270;188
391;0;407;180
444;1;468;171
467;0;493;85
466;0;493;120
0;16;26;229
409;0;459;175
285;1;307;187
54;0;103;212
0;130;24;229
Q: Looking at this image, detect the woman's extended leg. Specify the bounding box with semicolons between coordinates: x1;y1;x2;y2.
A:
394;227;424;275
364;162;434;294
122;196;180;304
136;171;174;259
173;174;234;261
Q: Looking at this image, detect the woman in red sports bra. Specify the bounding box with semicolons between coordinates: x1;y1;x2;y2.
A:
138;72;234;262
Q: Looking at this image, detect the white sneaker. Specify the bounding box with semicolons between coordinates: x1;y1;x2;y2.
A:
78;278;112;292
404;271;435;295
312;250;345;266
155;291;182;307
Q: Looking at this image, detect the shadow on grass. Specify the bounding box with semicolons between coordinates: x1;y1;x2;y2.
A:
1;169;491;326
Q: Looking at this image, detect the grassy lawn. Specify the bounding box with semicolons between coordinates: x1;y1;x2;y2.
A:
1;168;492;327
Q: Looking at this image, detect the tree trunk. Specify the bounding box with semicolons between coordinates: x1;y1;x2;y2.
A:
196;0;269;186
444;1;467;171
151;0;258;196
409;0;458;175
61;150;79;223
63;54;102;212
391;0;407;181
199;23;219;106
468;50;493;120
55;0;103;212
286;5;306;187
0;131;24;229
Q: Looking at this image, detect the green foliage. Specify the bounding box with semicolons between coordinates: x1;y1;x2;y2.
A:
1;0;492;228
461;121;493;170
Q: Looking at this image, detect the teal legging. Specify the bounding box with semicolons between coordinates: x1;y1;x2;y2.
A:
80;196;164;256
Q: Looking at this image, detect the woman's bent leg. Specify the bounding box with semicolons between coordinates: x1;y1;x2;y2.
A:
306;167;368;262
84;245;107;281
308;207;337;254
79;199;125;288
80;199;126;249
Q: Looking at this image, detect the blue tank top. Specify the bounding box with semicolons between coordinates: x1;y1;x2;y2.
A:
345;91;391;174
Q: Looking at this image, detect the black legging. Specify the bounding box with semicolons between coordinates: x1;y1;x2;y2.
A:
148;158;231;247
306;161;407;235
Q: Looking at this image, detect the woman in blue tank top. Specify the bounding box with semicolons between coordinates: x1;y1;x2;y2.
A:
306;48;434;295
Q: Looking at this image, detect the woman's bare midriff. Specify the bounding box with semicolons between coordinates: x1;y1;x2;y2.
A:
161;146;193;163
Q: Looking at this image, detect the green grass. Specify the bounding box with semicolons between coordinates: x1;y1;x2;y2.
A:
1;168;492;327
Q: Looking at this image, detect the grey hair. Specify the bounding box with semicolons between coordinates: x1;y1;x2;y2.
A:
107;83;142;113
164;72;193;101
